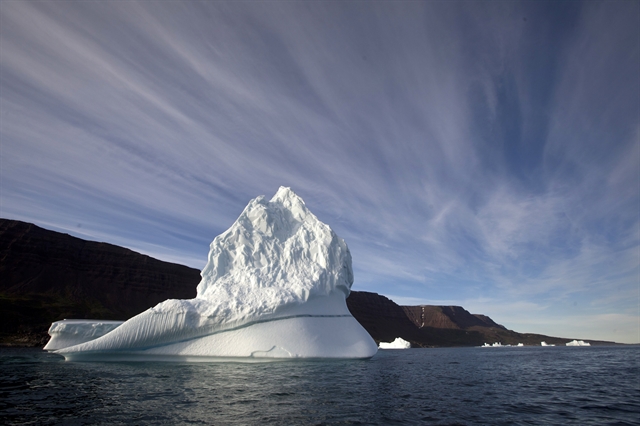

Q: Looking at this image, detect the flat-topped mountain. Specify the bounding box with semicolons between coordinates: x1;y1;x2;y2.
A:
347;292;597;347
0;219;613;347
403;305;507;330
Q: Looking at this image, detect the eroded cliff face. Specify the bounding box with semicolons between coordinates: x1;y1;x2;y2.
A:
2;219;608;347
345;291;424;344
0;219;199;345
347;293;489;348
403;306;508;330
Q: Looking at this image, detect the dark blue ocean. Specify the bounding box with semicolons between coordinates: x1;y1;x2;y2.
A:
1;346;638;425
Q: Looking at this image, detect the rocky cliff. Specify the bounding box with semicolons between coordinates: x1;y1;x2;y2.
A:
351;294;599;347
0;219;199;346
403;305;508;330
0;219;611;347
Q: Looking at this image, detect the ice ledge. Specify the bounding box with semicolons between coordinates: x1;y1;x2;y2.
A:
44;319;124;351
56;315;377;361
51;293;377;358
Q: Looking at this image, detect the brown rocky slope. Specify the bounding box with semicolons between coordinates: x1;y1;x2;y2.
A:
0;219;199;346
0;219;611;347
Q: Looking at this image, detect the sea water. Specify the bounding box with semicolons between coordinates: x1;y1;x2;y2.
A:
1;346;638;425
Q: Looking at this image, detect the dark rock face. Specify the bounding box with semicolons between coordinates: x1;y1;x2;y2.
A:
403;305;507;330
345;291;424;344
0;219;200;346
347;293;487;347
1;219;613;347
472;314;506;329
349;294;613;347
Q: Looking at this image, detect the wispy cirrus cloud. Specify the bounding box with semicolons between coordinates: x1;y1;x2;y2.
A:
1;1;637;342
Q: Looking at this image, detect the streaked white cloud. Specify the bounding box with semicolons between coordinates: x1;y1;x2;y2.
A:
1;1;637;342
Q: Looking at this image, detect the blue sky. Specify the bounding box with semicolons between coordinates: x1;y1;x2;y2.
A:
1;1;638;343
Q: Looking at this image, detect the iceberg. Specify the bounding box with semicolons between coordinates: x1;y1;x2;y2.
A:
541;341;555;346
45;187;378;361
481;342;508;347
566;340;591;346
379;337;411;349
44;319;124;351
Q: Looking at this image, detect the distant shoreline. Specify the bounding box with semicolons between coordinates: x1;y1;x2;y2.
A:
0;219;625;347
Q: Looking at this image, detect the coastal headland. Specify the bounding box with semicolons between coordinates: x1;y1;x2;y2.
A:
0;219;615;348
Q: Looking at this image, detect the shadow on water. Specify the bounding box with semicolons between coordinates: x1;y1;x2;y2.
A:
1;346;638;425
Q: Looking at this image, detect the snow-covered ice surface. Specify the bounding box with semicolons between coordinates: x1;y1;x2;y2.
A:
47;187;377;361
566;340;591;346
480;342;522;347
44;320;124;351
379;338;411;349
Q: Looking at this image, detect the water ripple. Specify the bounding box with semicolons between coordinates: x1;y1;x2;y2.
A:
0;346;638;425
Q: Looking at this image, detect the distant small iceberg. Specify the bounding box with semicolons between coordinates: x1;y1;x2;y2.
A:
481;342;513;347
379;337;411;349
566;340;590;346
516;343;524;346
541;341;555;346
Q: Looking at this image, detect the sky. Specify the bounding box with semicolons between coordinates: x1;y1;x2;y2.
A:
1;1;638;343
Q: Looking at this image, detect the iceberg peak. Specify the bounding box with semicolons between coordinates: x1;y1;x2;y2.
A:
196;187;353;310
272;185;303;204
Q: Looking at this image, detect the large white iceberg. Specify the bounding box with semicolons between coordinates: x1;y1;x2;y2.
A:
45;187;378;361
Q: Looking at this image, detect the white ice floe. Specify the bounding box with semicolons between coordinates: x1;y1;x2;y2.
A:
44;319;124;351
481;342;511;347
566;340;591;346
379;337;411;349
46;187;377;361
541;341;556;346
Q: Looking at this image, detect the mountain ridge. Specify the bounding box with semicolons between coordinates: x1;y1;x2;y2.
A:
0;218;615;347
